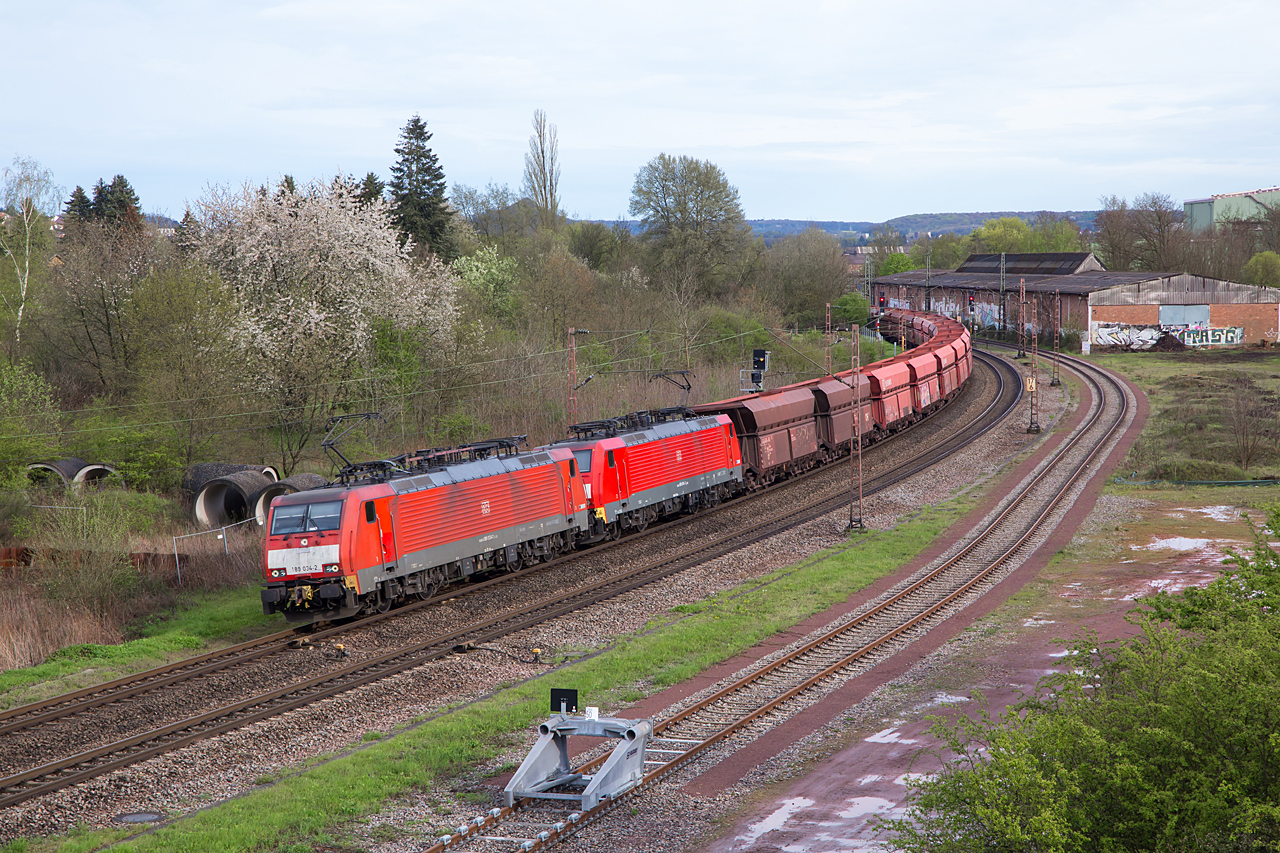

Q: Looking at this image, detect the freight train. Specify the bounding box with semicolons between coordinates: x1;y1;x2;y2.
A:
260;310;972;625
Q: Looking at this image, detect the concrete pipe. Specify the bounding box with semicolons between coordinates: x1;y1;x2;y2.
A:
183;463;279;497
73;463;119;487
193;470;273;528
251;473;329;526
26;458;89;487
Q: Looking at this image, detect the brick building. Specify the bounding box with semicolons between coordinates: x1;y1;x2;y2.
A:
873;253;1280;352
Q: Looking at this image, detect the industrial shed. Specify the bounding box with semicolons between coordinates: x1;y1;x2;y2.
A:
872;253;1280;353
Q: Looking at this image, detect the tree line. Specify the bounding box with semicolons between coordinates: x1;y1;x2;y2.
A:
0;111;862;497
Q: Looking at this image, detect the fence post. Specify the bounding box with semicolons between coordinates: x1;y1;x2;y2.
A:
172;536;182;586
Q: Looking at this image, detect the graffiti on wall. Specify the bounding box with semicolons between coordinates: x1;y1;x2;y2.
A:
1093;325;1162;350
1171;327;1243;347
1091;324;1244;350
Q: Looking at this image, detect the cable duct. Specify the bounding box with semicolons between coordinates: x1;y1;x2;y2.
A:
193;470;275;528
251;473;329;525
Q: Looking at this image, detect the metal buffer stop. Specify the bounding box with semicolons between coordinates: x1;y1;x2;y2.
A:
505;692;651;811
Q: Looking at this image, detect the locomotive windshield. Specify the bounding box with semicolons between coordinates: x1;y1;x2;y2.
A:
572;449;592;473
271;500;344;535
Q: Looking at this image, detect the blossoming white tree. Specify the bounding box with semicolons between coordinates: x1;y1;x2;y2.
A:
192;176;459;472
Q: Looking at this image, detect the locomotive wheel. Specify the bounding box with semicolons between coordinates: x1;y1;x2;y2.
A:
414;583;436;601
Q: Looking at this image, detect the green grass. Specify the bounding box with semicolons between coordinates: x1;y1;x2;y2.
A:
0;587;276;708
19;500;966;853
1087;349;1280;481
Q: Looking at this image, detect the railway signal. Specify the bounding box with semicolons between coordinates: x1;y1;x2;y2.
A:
878;292;886;314
968;294;975;315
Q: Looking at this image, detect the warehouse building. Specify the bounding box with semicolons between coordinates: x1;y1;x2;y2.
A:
1184;186;1280;232
873;253;1280;353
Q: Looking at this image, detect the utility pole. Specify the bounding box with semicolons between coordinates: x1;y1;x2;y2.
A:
1016;278;1027;359
848;325;864;531
568;326;586;424
925;249;932;312
824;302;833;376
999;252;1006;338
1051;289;1062;387
1028;297;1041;434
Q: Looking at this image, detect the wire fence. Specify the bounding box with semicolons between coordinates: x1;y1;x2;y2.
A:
171;516;260;586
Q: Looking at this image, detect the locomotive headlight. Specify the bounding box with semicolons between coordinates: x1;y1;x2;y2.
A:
271;569;284;578
323;563;341;574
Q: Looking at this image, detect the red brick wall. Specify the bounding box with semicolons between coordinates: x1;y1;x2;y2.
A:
1210;304;1280;343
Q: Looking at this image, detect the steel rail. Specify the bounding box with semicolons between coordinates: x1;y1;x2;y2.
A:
0;356;1019;810
0;349;1008;740
427;354;1130;853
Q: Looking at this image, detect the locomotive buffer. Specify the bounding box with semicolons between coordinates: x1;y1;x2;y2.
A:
505;690;652;811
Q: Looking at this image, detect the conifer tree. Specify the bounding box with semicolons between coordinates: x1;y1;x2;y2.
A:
90;178;109;217
388;115;452;257
358;172;385;208
64;185;93;222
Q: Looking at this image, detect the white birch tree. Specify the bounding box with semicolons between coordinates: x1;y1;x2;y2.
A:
0;156;61;362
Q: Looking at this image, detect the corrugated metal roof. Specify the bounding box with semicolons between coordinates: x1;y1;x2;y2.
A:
954;252;1102;275
874;269;1160;296
1088;275;1280;305
874;267;1279;303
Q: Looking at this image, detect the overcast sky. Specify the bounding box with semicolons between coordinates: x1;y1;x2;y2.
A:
7;0;1278;223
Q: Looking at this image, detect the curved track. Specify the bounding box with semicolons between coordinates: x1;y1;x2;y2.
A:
418;351;1132;853
0;353;1020;812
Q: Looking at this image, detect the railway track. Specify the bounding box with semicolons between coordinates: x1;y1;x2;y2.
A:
419;351;1132;853
0;352;1020;812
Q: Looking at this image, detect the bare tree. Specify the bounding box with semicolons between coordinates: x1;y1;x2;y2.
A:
1226;373;1274;473
43;219;163;396
522;109;561;230
1131;192;1184;271
1092;195;1137;271
0;156;62;361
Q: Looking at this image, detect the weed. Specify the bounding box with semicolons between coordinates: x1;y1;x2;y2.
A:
361;732;383;743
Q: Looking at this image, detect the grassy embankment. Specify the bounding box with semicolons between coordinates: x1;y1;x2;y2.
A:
5;490;979;853
1089;348;1280;481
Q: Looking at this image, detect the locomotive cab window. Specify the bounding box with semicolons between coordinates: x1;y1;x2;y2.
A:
607;450;616;467
364;501;376;523
271;501;344;536
573;449;591;473
568;459;577;477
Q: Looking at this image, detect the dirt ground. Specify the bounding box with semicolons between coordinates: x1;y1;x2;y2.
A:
697;492;1274;852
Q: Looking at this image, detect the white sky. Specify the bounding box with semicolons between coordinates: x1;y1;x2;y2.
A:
7;0;1278;222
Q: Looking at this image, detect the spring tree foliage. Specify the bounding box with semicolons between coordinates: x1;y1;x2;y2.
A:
191;176;459;473
629;153;749;298
0;361;59;486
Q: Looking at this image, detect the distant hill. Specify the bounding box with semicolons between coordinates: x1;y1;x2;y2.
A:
597;211;1101;244
747;211;1100;244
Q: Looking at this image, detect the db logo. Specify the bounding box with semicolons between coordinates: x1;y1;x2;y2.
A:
480;500;490;515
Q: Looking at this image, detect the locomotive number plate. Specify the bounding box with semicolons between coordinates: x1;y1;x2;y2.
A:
268;544;340;576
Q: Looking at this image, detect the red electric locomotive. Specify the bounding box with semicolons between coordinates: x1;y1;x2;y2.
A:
554;407;742;539
261;438;588;625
